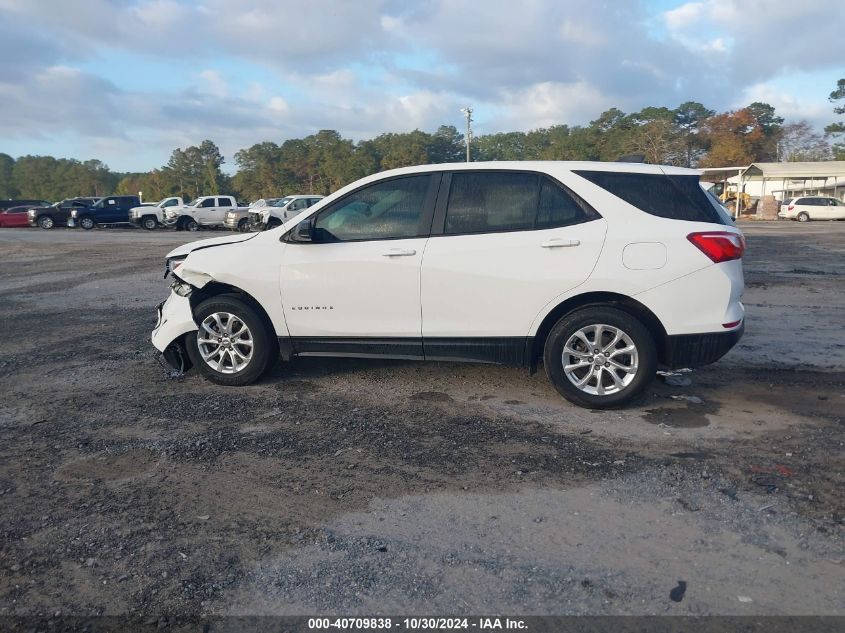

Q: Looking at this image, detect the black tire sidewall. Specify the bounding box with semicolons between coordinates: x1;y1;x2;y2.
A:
238;219;250;232
186;295;276;386
543;306;657;409
186;219;198;231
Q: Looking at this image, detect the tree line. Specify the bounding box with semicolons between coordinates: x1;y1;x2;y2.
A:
3;80;843;203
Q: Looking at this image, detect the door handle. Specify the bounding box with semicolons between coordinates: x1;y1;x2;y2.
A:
382;248;417;257
541;239;580;248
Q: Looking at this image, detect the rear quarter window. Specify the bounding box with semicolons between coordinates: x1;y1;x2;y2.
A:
574;170;726;225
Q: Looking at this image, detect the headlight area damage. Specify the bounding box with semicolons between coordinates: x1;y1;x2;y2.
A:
153;256;217;375
153;231;262;375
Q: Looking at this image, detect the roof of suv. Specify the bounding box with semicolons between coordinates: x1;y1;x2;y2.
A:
375;161;701;178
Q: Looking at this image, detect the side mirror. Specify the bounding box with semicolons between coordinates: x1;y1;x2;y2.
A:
293;219;313;242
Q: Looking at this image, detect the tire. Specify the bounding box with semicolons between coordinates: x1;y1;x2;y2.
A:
543;306;657;409
797;212;810;222
38;215;54;230
237;218;250;233
79;216;95;230
184;218;198;232
266;218;281;230
185;295;278;386
141;216;157;230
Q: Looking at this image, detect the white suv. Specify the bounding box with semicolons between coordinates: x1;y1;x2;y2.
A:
778;196;845;222
152;162;745;408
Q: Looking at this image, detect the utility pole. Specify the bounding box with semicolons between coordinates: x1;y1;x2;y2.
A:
460;106;473;162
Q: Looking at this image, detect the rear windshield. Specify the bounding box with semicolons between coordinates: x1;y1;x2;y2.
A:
573;170;728;225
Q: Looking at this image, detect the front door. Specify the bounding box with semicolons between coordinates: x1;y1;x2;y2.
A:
280;173;439;357
195;198;218;224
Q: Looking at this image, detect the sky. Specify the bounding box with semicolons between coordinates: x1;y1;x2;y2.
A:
0;0;843;173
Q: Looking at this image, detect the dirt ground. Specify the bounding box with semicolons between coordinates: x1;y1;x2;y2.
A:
0;222;842;621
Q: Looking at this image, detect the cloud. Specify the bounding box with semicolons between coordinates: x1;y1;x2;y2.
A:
662;0;844;81
0;0;842;171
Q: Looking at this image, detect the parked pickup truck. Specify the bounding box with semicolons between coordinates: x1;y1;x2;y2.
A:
128;197;186;230
248;195;324;230
71;195;141;229
28;197;100;229
223;198;285;232
163;195;247;231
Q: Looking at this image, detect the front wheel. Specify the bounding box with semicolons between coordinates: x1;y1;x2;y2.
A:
184;218;198;231
79;216;95;230
797;212;810;222
142;216;157;230
185;295;278;386
237;218;250;232
38;215;54;229
543;307;657;409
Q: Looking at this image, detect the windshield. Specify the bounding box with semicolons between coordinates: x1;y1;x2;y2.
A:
271;197;294;207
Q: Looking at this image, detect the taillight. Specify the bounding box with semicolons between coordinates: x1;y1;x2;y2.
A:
787;205;794;211
687;231;745;263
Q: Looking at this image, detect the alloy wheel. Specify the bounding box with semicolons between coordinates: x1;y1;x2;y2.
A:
562;324;639;396
197;312;254;374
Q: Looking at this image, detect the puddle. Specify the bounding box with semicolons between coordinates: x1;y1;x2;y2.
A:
643;403;719;428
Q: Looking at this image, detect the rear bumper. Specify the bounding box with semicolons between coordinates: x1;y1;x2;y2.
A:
661;323;744;369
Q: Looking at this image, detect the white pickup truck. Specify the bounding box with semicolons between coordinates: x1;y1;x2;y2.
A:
128;197;186;230
163;195;248;231
248;195;325;230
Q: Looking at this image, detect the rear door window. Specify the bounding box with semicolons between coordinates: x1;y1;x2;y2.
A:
574;170;726;224
445;172;538;234
443;171;598;235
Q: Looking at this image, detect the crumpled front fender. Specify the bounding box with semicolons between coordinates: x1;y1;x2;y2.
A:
175;267;214;289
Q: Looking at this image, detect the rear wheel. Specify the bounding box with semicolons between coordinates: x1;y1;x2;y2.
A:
544;307;657;409
38;215;54;229
141;216;157;230
79;216;95;230
186;295;278;386
797;212;810;222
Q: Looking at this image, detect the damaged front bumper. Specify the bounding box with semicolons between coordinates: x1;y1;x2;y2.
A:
151;292;198;369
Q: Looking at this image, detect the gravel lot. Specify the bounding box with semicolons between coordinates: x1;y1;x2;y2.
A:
0;223;842;621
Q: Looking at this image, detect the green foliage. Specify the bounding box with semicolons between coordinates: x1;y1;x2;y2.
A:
0;153;16;198
4;95;836;202
825;78;845;159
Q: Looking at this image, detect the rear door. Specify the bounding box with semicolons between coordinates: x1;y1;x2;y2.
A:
98;197;121;223
420;171;607;349
114;197;135;222
214;197;235;225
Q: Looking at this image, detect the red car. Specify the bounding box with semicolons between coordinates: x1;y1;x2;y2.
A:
0;205;35;228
